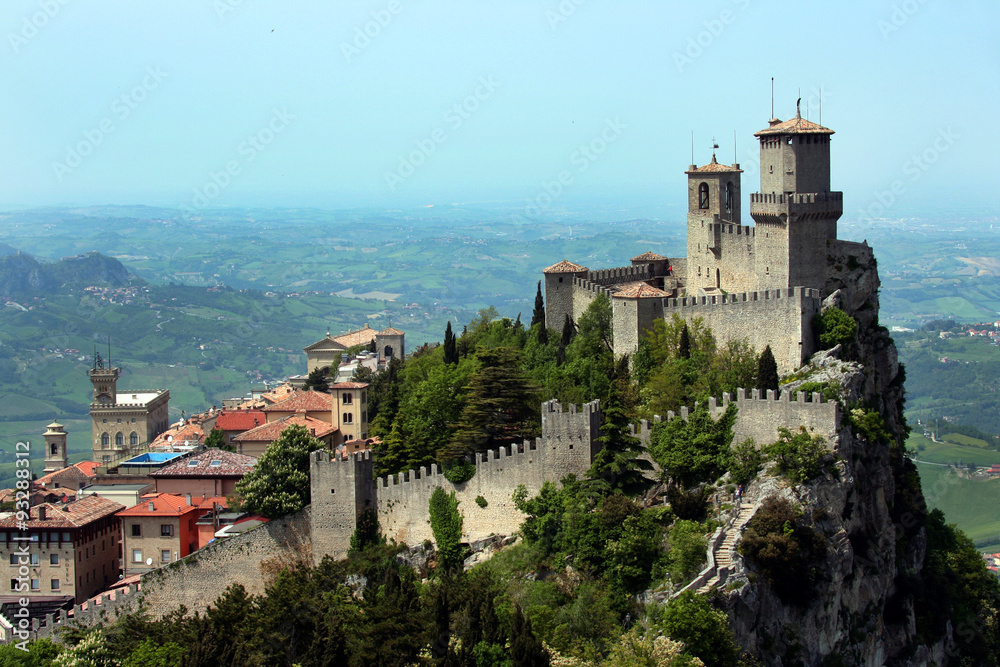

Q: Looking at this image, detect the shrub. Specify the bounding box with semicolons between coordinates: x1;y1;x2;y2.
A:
765;427;830;484
475;495;488;508
653;591;740;667
667;486;710;522
728;438;762;487
814;307;857;349
429;487;465;571
666;520;708;584
797;380;841;403
442;459;476;484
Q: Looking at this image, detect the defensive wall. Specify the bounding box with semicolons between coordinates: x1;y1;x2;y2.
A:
630;388;840;451
311;400;601;563
587;265;653;287
33;509;311;639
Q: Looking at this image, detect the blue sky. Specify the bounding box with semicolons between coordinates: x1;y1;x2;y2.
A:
1;0;997;221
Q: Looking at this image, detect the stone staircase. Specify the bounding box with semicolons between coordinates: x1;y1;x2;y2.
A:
695;501;757;594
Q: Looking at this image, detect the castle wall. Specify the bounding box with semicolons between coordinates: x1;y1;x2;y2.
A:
310;400;600;561
587;265;653;287
660;287;821;373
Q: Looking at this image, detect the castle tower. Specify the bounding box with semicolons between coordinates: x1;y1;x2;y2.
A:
88;351;119;407
43;421;68;473
685;154;745;293
543;260;589;334
750;103;843;292
375;327;405;362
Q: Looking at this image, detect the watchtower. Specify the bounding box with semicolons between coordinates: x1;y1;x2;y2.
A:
685;153;743;292
750;102;843;292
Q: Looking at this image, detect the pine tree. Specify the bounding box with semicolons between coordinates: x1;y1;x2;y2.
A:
302;365;330;393
443;321;458;365
531;281;545;329
758;344;779;397
679;323;691;359
561;314;575;347
510;606;549;667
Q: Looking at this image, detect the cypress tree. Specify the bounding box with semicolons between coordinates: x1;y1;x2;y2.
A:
443;321;458;365
531;281;545;329
510;606;549;667
561;314;575;347
679;323;691;359
758;344;779;396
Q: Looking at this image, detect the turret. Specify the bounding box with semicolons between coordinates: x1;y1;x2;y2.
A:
43;421;68;473
685;153;743;292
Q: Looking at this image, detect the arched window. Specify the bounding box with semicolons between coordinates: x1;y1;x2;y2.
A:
130;432;138;446
698;183;709;209
384;345;394;358
725;182;734;213
101;433;110;447
50;443;58;456
342;393;353;405
115;432;124;447
343;413;354;424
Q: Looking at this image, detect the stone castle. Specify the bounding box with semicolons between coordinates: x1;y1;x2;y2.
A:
543;104;872;372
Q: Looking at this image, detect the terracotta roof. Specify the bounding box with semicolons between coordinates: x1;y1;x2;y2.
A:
260;384;296;404
686;155;743;173
612;282;671;299
303;336;348;352
118;493;197;517
543;260;588;274
631;251;668;262
35;461;100;488
334;324;379;348
330;382;369;390
0;495;124;529
233;415;337;443
193;496;230;509
150;449;257;477
377;327;404;336
215;410;266;432
754;115;834;136
262;390;333;414
152;422;204;448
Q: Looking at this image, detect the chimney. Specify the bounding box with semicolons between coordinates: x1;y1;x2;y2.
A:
148;501;155;511
38;506;46;521
186;493;192;506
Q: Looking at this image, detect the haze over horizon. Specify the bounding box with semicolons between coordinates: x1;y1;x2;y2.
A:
2;1;997;221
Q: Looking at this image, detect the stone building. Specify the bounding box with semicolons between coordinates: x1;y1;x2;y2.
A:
304;324;406;375
543;105;867;372
88;352;170;463
0;495;124;605
117;493;200;576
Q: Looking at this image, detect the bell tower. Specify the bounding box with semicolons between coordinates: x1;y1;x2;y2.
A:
89;349;118;406
685;151;743;292
43;421;68;473
750;101;843;292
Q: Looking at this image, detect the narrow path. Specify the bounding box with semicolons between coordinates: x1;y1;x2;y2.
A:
696;500;758;595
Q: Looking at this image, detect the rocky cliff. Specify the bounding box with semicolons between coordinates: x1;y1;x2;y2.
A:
724;242;958;665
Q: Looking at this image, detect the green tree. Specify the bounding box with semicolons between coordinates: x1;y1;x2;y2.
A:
202;427;232;452
531;281;546;329
655;591;739;667
814;307;857;349
757;345;778;396
443;347;538;459
233;424;320;518
429;487;465;572
444;321;458;365
728;438;762;487
302;365;331;393
122;639;185;667
678;324;691;359
666;520;708;584
650;405;736;489
765;427;829;484
511;606;550;667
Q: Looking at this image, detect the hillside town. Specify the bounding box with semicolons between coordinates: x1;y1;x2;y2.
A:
0;323;404;635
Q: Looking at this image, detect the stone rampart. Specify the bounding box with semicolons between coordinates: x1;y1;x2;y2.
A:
660;287;821;372
587;265;653;286
311;400;601;562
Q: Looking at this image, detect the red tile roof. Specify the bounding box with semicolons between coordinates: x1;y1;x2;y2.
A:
117;493;197;517
262;390;333;414
612;282;671;299
0;495;124;529
631;251;668;262
755;116;834;136
215;410;266;431
150;449;257;478
378;327;404;336
543;260;588;274
334;324;379;348
152;422;204;448
35;461;100;488
260;384;296;404
686;155;743;173
75;461;101;477
330;382;369;390
233;415;337;443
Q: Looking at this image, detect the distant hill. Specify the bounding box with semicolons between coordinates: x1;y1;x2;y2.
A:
0;249;136;297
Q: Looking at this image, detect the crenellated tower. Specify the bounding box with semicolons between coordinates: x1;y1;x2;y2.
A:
685;153;748;293
750;102;843;292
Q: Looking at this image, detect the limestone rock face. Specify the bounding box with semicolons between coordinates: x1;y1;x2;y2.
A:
726;249;951;665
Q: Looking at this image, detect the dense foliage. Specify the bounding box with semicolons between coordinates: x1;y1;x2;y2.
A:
232;423;320;518
814;307;857;350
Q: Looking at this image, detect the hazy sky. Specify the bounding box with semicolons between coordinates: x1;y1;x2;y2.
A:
1;0;997;220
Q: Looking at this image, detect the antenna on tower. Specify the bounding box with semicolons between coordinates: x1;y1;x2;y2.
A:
819;88;822;125
770;77;774;118
733;130;737;164
691;131;694;165
107;336;111;369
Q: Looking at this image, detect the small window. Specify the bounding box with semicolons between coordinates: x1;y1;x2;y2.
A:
130;432;138;446
342;393;353;405
132;549;143;563
8;554;17;565
115;432;124;446
101;433;110;447
30;553;38;565
160;525;173;537
50;442;58;456
9;579;17;590
343;413;354;424
698;182;709;209
30;579;39;591
188;460;200;467
769;165;773;174
786;136;793;145
161;550;171;563
210;460;222;467
50;532;59;542
131;524;141;537
50;554;59;565
62;532;70;542
51;579;60;590
725;182;734;213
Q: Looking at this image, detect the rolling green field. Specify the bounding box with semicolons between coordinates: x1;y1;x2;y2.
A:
917;462;1000;551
